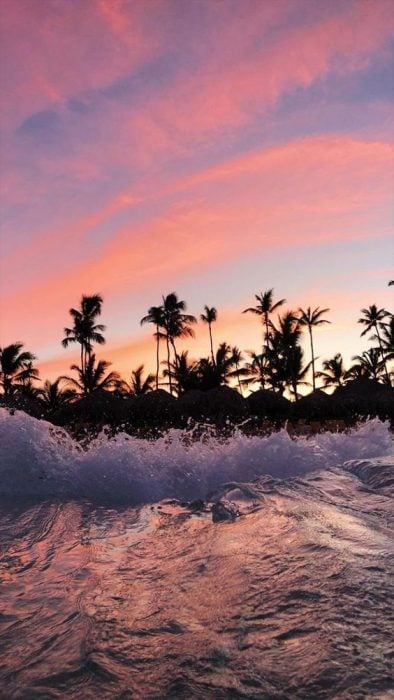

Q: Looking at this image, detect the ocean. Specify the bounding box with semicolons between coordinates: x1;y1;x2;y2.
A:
0;408;393;698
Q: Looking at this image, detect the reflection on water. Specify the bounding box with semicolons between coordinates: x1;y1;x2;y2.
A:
1;464;393;699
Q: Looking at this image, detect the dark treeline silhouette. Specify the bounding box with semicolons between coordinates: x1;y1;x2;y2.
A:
1;288;393;435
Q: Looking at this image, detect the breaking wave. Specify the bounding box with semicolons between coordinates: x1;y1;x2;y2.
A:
0;408;392;503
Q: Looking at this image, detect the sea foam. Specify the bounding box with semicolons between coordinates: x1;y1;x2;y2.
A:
0;408;392;503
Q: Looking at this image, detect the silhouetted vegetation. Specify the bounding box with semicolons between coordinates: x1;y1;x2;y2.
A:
298;306;330;391
1;288;393;436
0;343;37;397
200;305;217;365
118;365;155;396
62;294;105;376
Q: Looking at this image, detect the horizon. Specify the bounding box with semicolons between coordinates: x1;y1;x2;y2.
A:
0;0;393;385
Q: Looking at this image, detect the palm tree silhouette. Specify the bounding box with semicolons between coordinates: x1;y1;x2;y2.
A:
163;351;200;394
377;316;394;363
188;343;238;391
38;379;76;410
315;353;346;388
63;354;119;395
62;294;106;375
124;365;155;396
15;361;40;395
242;350;271;390
270;310;301;345
358;305;391;383
228;346;247;395
264;311;301;395
0;343;37;397
243;289;286;354
211;342;238;387
162;293;196;393
346;348;383;382
200;306;217;366
298;306;330;391
284;345;311;400
140;305;165;390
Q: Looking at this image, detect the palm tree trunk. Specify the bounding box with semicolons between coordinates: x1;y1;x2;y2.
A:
264;316;269;355
236;364;243;396
258;354;265;390
375;325;390;384
166;335;172;394
83;345;89;392
155;326;160;390
4;374;10;398
209;323;215;366
309;326;316;391
170;338;179;369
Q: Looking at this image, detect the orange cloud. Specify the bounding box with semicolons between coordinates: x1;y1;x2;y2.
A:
37;333;156;384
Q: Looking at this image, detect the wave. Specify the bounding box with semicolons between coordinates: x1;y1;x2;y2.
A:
343;456;394;491
0;408;392;503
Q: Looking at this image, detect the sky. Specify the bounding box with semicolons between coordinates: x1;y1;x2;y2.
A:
0;0;393;384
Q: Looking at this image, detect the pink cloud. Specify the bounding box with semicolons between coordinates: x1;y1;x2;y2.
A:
2;134;392;355
127;0;394;154
0;0;164;129
1;1;393;378
6;131;391;289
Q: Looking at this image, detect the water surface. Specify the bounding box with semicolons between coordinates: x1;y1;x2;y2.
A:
0;410;393;698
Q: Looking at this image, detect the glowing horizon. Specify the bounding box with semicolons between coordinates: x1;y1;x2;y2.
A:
0;0;393;386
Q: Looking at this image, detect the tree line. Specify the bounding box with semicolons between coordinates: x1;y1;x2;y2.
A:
0;288;393;410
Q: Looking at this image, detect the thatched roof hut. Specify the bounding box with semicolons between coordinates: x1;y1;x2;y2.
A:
247;389;291;420
292;389;341;421
333;379;393;419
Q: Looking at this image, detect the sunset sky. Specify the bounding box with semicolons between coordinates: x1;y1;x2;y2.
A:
0;0;393;383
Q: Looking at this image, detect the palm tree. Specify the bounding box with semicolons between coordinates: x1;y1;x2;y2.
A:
162;293;196;393
191;343;238;391
243;289;286;354
140;305;165;390
15;361;40;389
125;365;155;396
227;346;247;395
377;316;394;363
0;343;37;397
346;348;383;382
62;294;106;375
200;306;217;365
38;379;76;410
315;353;346;388
298;306;330;391
163;351;200;395
241;350;271;390
358;305;391;383
17;380;42;400
269;310;301;348
211;342;238;387
63;354;119;395
264;311;301;395
284;346;311;400
343;364;365;382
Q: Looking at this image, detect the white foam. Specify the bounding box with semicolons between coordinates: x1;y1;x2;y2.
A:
0;408;392;502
